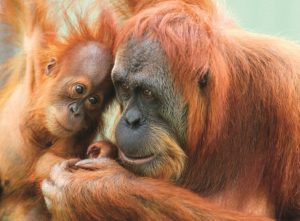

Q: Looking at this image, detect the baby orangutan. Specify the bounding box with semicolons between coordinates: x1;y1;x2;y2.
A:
0;0;116;220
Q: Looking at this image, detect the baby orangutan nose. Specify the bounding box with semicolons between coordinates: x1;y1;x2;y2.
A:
69;103;83;117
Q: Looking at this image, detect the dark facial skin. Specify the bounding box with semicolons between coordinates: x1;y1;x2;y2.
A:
38;42;113;139
112;39;187;179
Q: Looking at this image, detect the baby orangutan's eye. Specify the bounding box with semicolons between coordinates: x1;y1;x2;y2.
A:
74;84;85;94
88;96;98;105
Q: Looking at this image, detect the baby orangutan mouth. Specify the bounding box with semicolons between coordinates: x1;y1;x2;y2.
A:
55;118;74;133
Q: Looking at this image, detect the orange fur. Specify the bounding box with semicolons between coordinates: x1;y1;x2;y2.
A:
115;0;300;219
34;1;298;220
41;0;299;220
0;0;117;220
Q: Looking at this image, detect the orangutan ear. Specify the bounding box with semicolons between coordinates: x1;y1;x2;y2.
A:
198;72;209;89
45;58;57;76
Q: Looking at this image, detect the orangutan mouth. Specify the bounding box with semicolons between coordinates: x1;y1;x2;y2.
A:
119;150;156;165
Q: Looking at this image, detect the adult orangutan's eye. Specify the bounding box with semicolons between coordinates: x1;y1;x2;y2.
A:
143;89;153;98
121;82;129;90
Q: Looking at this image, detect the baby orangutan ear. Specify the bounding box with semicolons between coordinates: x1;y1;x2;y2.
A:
45;58;57;76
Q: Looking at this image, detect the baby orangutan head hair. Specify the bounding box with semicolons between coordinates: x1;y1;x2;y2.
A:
21;6;118;145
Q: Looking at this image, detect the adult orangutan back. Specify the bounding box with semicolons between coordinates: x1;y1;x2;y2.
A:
42;0;299;220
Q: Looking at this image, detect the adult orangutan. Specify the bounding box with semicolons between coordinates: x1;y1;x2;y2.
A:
42;0;299;220
0;0;116;220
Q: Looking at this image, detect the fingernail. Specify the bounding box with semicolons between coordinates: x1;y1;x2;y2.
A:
75;162;87;167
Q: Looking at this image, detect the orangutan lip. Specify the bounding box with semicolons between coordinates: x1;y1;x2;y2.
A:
55;118;73;133
119;150;156;165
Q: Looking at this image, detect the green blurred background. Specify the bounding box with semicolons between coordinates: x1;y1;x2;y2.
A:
1;0;300;63
223;0;300;42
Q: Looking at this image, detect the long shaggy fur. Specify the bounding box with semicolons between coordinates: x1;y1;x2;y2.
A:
115;0;300;219
39;1;289;220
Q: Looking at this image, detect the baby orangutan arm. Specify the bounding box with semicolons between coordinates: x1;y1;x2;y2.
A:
35;152;65;181
34;137;94;181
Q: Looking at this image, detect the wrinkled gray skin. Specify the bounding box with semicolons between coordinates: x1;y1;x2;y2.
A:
112;40;187;152
112;39;187;163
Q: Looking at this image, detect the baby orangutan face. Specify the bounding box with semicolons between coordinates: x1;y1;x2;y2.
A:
32;42;114;138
